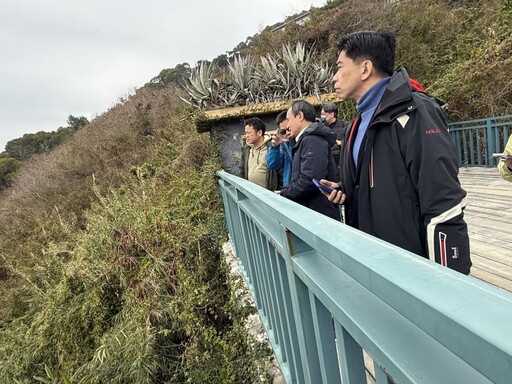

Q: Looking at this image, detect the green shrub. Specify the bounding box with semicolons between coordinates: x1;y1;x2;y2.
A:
0;131;271;383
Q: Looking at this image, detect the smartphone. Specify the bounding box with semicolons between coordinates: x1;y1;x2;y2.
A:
492;153;512;160
313;178;335;194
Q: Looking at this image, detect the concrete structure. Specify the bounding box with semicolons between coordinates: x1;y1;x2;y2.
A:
194;93;342;175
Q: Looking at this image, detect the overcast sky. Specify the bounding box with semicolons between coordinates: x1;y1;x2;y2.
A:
0;0;326;152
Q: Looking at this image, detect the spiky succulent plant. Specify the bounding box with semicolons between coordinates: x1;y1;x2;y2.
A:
219;54;256;106
180;60;219;108
182;42;333;110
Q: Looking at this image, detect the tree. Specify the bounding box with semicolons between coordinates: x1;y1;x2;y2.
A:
0;157;21;190
2;116;88;161
146;63;191;89
67;115;89;131
228;35;259;56
212;53;229;68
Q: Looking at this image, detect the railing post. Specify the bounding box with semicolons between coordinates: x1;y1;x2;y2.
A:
374;361;394;384
334;321;366;384
281;231;321;383
310;293;342;383
485;117;494;167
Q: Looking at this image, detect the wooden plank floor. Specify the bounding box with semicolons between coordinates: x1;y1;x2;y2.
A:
360;167;512;383
458;167;512;292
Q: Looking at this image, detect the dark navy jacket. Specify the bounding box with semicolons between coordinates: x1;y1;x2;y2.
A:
328;118;350;182
281;121;340;221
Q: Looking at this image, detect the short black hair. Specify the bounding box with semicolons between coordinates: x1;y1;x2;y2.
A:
290;100;316;123
337;30;395;76
322;102;338;118
275;111;287;126
244;117;266;134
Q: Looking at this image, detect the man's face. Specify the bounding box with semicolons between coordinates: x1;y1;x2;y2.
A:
332;50;364;102
320;109;335;124
278;119;292;139
286;108;303;138
244;124;261;145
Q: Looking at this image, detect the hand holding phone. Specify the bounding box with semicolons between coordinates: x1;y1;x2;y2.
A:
313;178;335;194
492;153;512;160
314;179;346;205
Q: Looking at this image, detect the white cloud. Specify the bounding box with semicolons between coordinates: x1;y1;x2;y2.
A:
0;0;326;151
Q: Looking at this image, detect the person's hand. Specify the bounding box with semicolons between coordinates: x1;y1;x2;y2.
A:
505;155;512;170
319;179;346;205
271;135;284;147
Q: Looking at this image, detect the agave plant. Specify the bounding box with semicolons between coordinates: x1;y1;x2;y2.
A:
219;55;256;106
280;42;315;99
253;54;284;103
312;62;334;97
180;61;219;108
182;42;334;110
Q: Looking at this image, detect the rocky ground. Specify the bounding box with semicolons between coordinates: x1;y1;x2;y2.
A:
223;242;285;384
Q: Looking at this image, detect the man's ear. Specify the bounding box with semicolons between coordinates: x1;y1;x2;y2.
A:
361;60;373;81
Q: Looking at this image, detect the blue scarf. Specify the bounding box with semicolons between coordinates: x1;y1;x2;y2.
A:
352;76;391;166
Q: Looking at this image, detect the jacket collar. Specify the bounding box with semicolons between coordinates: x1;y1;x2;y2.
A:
292;121;336;150
372;68;414;123
248;134;271;149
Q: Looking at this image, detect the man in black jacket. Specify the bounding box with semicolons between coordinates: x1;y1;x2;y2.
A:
321;102;349;181
320;31;471;274
280;100;340;221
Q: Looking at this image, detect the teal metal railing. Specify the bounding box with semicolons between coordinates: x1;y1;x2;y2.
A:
218;170;512;384
449;115;512;167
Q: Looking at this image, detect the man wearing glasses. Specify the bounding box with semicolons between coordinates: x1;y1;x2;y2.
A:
266;111;293;188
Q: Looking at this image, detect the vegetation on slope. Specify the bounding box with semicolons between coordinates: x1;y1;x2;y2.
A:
0;115;89;191
0;88;271;382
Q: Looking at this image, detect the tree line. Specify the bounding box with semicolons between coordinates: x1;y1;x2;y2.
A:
0;115;88;190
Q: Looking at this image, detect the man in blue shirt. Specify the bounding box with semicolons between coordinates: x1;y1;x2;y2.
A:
266;111;293;188
319;30;471;274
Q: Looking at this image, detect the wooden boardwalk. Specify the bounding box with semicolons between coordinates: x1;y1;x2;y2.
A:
458;167;512;292
363;167;512;384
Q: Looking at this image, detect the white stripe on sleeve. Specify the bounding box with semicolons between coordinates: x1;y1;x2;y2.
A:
426;197;467;262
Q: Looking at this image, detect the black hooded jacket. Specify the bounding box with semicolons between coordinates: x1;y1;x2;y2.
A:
281;121;340;221
328;118;350;182
328;118;350;162
341;68;471;274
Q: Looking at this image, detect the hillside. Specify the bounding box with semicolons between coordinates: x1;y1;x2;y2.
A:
211;0;511;121
0;0;511;382
0;88;271;382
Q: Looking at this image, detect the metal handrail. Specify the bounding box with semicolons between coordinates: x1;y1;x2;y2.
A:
218;170;512;384
449;115;512;167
